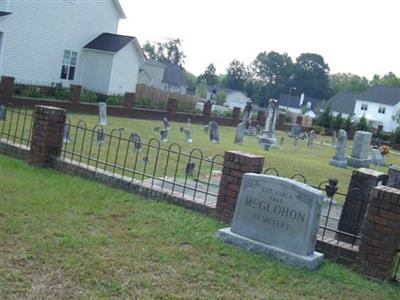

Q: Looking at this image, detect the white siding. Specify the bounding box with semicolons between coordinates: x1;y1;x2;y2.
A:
108;43;140;93
225;92;250;109
0;0;120;86
354;99;399;131
80;50;114;93
137;61;164;89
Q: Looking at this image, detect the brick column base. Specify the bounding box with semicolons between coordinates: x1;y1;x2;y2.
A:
0;76;15;105
216;151;264;223
167;98;178;116
30;105;67;167
123;92;135;109
203;101;212;117
232;107;241;120
357;186;400;281
68;84;82;106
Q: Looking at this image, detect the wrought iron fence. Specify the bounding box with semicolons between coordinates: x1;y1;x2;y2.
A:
0;105;33;148
14;81;70;101
61;120;223;206
394;253;400;282
263;168;362;248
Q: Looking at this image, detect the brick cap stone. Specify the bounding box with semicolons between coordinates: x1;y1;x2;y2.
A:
35;105;67;114
226;150;264;159
355;168;387;177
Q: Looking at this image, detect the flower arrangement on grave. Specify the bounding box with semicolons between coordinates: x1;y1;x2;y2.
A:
379;145;390;156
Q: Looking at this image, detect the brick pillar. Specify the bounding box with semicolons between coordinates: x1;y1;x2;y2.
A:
296;115;303;125
277;113;285;124
357;186;400;281
68;84;81;106
216;151;264;223
167;98;177;116
202;101;212;117
30;105;67;167
337;168;388;243
123;92;135;109
232;107;241;120
0;76;15;105
257;111;266;124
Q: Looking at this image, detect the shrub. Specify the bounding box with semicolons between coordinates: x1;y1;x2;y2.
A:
26;86;45;98
55;87;69;100
390;127;400;144
80;90;99;103
355;116;369;131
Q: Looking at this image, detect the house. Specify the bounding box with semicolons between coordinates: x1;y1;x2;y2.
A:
278;93;322;118
324;91;357;118
353;85;400;131
207;86;251;109
137;61;188;95
0;0;145;94
326;86;400;131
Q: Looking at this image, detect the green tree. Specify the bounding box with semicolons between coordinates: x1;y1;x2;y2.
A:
315;105;333;129
356;116;369;131
216;91;227;105
343;115;353;131
292;53;330;99
370;72;400;87
332;113;344;131
251;51;294;98
222;60;248;91
195;79;208;98
184;71;197;94
142;38;186;67
329;73;370;95
198;63;218;86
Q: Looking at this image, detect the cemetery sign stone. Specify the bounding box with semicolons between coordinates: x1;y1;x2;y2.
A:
218;173;324;269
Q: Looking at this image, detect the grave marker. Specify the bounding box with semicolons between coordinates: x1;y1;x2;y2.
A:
183;128;192;143
234;122;246;144
218;174;324;269
0;105;6;121
160;128;168;142
97;126;105;144
98;102;107;126
130;133;142;152
329;129;347;168
347;131;372;168
209;121;219;143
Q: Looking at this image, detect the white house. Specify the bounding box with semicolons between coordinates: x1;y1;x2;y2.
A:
207;86;250;109
278;93;322;118
0;0;145;94
138;59;165;89
353;86;400;131
324;91;357;118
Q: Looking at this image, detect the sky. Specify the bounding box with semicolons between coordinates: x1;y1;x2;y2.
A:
118;0;399;78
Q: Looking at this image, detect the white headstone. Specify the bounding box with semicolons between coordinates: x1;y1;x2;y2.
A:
329;129;347;168
347;131;372;168
218;174;324;269
98;102;107;126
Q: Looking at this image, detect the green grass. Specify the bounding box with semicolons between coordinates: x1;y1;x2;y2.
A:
0;154;399;299
1;109;398;199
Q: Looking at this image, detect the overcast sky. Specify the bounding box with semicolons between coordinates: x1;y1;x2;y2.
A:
118;0;399;78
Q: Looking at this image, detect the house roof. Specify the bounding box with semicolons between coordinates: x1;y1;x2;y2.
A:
0;11;11;17
325;91;357;115
356;85;400;106
84;33;138;52
162;64;188;87
278;93;322;109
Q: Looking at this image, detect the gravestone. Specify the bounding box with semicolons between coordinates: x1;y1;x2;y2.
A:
185;162;195;177
160;128;168;142
98;102;107;126
259;99;279;150
234;122;246;144
293;137;298;147
329;129;347;168
279;137;285;149
0;105;6;121
209;121;219;143
203;125;209;134
256;125;261;135
130;133;142;152
63;123;71;144
97;126;105;144
347;131;372;168
332;131;337;147
218;174;324;269
187;118;191;125
290;124;302;138
307;130;315;147
162;117;170;129
183;128;192;143
370;147;384;166
387;165;400;189
243;101;253;130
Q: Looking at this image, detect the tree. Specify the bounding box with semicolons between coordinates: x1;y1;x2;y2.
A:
195;79;208;98
142;38;186;66
184;71;197;94
315;105;333;129
198;64;218;86
329;73;370;95
343;115;353;131
222;60;247;91
370;72;400;87
292;53;330;99
356;116;369;131
216;91;227;105
332;113;344;131
251;51;294;99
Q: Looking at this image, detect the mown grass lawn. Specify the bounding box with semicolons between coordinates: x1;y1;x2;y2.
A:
1;154;399;299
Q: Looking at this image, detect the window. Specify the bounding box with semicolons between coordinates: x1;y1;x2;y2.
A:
60;50;77;80
378;106;386;114
361;104;368;111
